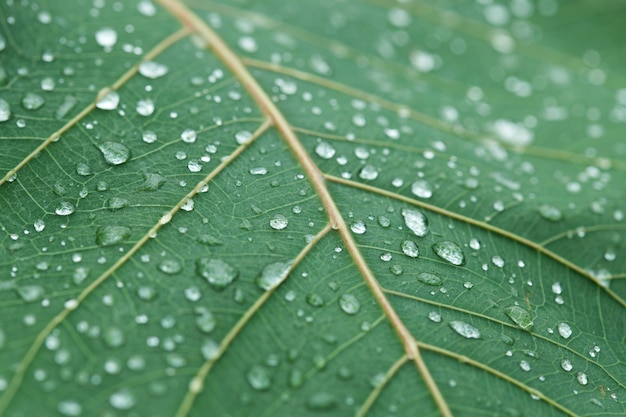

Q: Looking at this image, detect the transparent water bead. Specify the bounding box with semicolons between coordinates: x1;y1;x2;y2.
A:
449;320;480;339
22;92;45;110
96;91;119;110
269;214;288;230
315;141;336;159
109;389;135;410
401;208;429;237
181;128;197;143
306;392;337;411
136;99;154;116
492;119;533;146
338;294;360;315
57;400;82;416
0;98;11;122
417;272;442;286
247;365;271;391
201;338;220;360
235;130;253;144
432;241;465;266
138;61;168;79
98;142;130;165
55;201;76;216
96;226;131;246
256;261;292;291
504;306;533;331
142;130;157;143
576;372;588;386
557;322;572;339
196;258;238;291
492;255;505;268
411;180;433;198
519;360;531;372
538;204;563;221
350;220;366;234
359;164;378;180
428;311;442;323
95;28;117;48
401;240;419;258
34;219;46;232
560;359;573;372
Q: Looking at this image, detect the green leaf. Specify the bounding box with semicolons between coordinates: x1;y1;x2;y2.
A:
1;1;625;416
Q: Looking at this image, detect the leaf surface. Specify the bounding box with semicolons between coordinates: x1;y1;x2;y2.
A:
1;1;625;416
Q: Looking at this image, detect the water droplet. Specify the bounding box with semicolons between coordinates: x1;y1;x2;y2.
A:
56;95;78;119
0;98;11;122
449;321;481;339
136;99;154;116
34;219;46;232
469;238;481;250
41;77;55;91
75;162;92;176
55;201;76;216
269;214;288;230
256;261;292;291
306;293;325;307
428;311;442;323
306;392;337;411
401;240;419;258
138;61;168;79
315;141;336;159
195;307;216;333
137;286;157;301
338;294;360;315
103;326;126;348
138;173;166;191
504;306;533;331
98;142;130;165
17;285;44;302
417;272;443;286
247;365;271;391
181;128;197;143
401;208;429;237
57;400;82;416
519;360;531;372
432;241;465;266
560;359;573;372
106;197;130;210
196;258;238;291
109;389;135;410
557;322;572;339
95;225;131;246
96;91;119;110
359;164;378;180
22;92;45;110
538;204;562;221
576;372;588;386
142;130;157;143
235;130;252;144
411;180;433;198
350;220;366;234
249;167;267;175
492;255;505;268
158;259;182;275
201;338;220;360
95;28;117;48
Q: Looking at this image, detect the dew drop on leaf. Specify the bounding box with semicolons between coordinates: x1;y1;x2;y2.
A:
428;311;442;323
17;285;44;302
560;359;573;372
75;162;92;176
194;307;216;333
136;99;154;116
256;260;292;291
201;338;220;360
247;365;271;391
138;61;168;79
306;293;325;307
350;220;366;234
315;141;336;159
449;320;481;339
181;128;197;143
538;204;563;221
401;240;419;258
109;389;135;410
95;226;131;246
417;272;443;286
432;241;465;265
196;258;238;291
411;179;433;198
306;392;337;411
55;201;76;216
504;306;533;331
401;208;429;237
98;142;130;165
57;400;82;416
235;130;253;144
96;91;120;110
158;259;182;275
103;326;126;348
138;173;166;191
576;372;588;386
338;293;360;315
359;164;378;180
21;92;45;110
106;197;130;211
34;219;46;232
0;98;10;122
269;214;288;230
142;130;157;143
519;360;531;372
557;322;572;339
492;255;505;268
95;27;117;48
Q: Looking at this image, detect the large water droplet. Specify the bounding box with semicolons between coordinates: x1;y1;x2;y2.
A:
96;91;119;110
432;241;465;265
34;219;46;232
138;61;168;79
557;322;572;339
256;261;292;291
95;28;118;48
247;365;271;391
359;164;378;180
55;201;76;216
106;197;130;210
235;130;253;144
75;162;92;176
158;259;182;275
17;285;44;302
181;128;197;143
560;359;573;372
401;208;429;237
0;98;11;122
22;92;45;110
315;141;336;159
417;272;442;286
196;258;238;290
338;293;360;315
449;320;481;339
57;400;82;416
269;214;288;230
138;173;166;191
401;240;419;258
98;142;130;165
428;311;442;323
136;99;154;116
142;130;157;143
504;306;533;331
96;225;131;246
109;389;135;410
576;372;588;386
411;180;433;198
350;220;366;234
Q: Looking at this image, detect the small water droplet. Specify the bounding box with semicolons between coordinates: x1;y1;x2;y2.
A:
95;225;131;246
411;180;433;198
34;219;46;232
0;98;11;122
17;285;44;302
428;311;442;322
315;141;336;159
247;365;271;391
269;214;288;230
55;201;76;216
181;128;197;143
109;389;135;410
338;294;360;315
519;360;531;372
138;61;168;79
401;208;429;237
196;258;238;291
235;130;253;144
138;173;166;191
103;326;126;348
576;372;588;386
449;320;480;339
256;261;292;291
106;197;130;210
201;338;220;360
22;92;45;110
195;307;216;333
557;322;572;339
538;204;562;221
492;255;505;268
57;400;82;416
142;130;157;143
359;164;378;180
158;259;182;275
306;392;337;411
136;99;154;116
350;220;366;234
96;91;120;110
560;359;573;372
306;293;325;307
504;306;533;331
95;28;118;48
417;272;443;286
401;240;419;258
432;241;465;265
75;162;92;176
98;142;130;165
